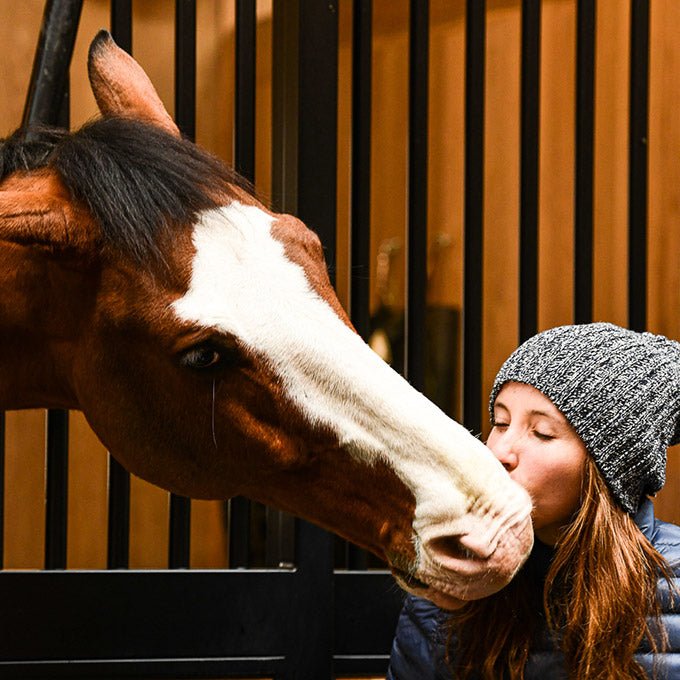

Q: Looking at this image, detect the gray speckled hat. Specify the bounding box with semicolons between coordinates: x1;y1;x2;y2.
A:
489;323;680;514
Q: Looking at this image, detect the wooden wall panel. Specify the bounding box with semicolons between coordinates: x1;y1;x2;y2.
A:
482;0;521;427
370;3;409;313
537;0;576;332
4;411;45;569
646;0;680;522
649;0;680;341
0;1;44;136
593;0;629;326
67;412;108;568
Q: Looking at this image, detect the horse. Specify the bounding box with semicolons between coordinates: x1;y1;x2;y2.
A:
0;30;532;609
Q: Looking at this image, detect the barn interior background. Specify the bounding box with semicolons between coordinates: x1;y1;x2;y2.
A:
0;0;678;602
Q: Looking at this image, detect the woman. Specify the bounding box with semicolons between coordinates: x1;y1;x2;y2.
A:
388;323;680;679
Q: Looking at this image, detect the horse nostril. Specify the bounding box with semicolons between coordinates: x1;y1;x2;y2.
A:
428;535;478;562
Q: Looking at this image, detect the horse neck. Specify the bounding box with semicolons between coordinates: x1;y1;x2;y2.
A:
0;245;94;410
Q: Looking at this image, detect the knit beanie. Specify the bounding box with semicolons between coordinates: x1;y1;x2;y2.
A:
489;323;680;514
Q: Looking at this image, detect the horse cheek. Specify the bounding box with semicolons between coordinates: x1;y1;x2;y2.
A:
69;337;231;497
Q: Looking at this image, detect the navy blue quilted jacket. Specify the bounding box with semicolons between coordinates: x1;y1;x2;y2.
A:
387;499;680;679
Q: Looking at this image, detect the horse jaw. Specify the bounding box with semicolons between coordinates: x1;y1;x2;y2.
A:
172;201;533;604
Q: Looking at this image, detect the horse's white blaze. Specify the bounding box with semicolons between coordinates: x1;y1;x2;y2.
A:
173;202;531;574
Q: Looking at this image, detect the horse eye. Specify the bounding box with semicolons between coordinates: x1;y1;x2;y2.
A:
181;346;222;370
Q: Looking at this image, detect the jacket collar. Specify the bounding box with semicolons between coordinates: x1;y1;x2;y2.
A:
634;497;655;542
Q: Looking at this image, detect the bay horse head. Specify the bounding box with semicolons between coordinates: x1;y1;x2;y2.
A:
0;31;532;607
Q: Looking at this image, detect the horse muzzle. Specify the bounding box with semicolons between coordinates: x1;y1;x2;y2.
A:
395;508;534;608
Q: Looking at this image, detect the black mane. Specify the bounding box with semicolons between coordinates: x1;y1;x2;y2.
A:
0;117;251;263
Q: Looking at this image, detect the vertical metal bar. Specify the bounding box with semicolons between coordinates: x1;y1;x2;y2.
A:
264;506;295;567
228;498;251;568
350;0;372;343
44;15;69;567
405;0;429;391
0;414;5;569
628;0;650;332
296;0;339;275
272;0;338;268
169;0;197;569
21;0;84;129
22;0;82;572
290;519;335;678
229;0;257;570
45;410;69;569
574;0;596;324
272;0;299;214
297;0;337;645
347;0;373;572
462;1;486;434
520;0;541;341
168;495;191;569
175;0;197;140
110;0;132;52
273;1;338;674
107;457;130;570
235;0;256;182
106;0;133;572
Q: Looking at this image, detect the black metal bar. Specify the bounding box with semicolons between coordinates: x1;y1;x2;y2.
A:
346;544;368;572
110;0;132;53
289;519;335;678
24;3;74;581
167;0;197;569
44;410;69;570
22;0;83;129
229;0;257;571
105;0;133;573
628;0;650;332
574;0;596;324
272;1;299;215
22;0;82;575
168;495;191;569
272;0;338;674
107;457;130;570
350;0;373;343
227;497;250;568
175;0;197;140
519;0;541;341
463;1;486;434
0;658;288;678
235;0;256;183
405;0;429;391
344;0;370;577
0;413;5;569
296;0;339;278
265;505;295;568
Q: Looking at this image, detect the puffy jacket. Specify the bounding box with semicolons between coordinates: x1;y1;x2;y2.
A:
387;499;680;679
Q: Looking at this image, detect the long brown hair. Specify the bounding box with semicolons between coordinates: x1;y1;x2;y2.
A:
450;456;674;679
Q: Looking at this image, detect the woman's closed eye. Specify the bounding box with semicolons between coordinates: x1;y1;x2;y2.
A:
533;429;555;441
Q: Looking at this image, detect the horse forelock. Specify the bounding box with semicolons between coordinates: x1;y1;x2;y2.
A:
0;118;253;265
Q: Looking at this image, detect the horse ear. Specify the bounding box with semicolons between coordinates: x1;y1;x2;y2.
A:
87;30;180;137
0;176;94;252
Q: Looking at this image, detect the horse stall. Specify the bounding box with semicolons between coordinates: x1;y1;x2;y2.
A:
0;0;679;678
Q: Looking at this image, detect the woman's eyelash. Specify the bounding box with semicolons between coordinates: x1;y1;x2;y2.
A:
534;431;555;441
492;421;555;440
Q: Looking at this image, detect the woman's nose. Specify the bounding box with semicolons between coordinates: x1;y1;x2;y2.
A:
490;438;519;472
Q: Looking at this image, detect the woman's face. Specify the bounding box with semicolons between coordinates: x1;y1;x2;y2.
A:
487;382;588;545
